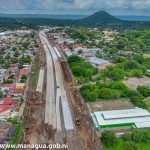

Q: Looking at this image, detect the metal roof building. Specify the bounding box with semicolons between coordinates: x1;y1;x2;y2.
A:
87;57;109;65
91;108;150;129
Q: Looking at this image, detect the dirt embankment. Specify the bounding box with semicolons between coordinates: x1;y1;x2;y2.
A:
60;59;103;150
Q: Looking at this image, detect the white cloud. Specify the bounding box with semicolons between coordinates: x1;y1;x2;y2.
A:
0;0;150;15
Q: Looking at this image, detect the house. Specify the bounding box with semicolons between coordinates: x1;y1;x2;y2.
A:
10;64;18;68
0;69;6;75
118;50;138;58
87;57;110;69
16;83;25;89
81;52;95;58
72;44;85;48
0;84;15;91
65;51;72;57
19;69;29;76
10;89;23;97
59;43;68;49
3;97;13;105
74;48;103;54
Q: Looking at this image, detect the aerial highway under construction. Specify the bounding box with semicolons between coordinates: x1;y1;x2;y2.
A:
39;31;74;131
36;30;101;150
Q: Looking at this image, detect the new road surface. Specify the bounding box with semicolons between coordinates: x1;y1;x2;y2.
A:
39;31;74;132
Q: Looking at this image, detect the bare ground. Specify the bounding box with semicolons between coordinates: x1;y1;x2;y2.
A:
124;76;150;90
87;99;134;112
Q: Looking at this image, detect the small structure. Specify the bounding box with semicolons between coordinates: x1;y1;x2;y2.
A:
19;69;29;76
92;108;150;130
16;83;25;89
10;89;23;97
81;52;95;58
87;57;110;69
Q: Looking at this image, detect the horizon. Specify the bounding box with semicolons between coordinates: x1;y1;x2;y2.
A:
0;11;150;17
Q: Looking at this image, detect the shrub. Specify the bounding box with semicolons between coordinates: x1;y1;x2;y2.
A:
98;88;122;99
101;131;117;147
137;86;150;98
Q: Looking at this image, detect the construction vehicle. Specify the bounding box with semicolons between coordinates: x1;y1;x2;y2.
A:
75;118;80;125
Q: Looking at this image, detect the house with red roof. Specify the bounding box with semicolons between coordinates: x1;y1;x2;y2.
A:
10;64;16;67
0;84;15;89
72;44;86;48
81;52;95;58
19;69;29;76
59;43;68;49
3;97;13;105
10;89;23;97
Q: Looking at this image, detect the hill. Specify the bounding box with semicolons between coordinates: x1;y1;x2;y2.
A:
77;11;123;26
0;11;150;29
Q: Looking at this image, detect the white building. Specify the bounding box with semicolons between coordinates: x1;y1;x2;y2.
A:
92;108;150;130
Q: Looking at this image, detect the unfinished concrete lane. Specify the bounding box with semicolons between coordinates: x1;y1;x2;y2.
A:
39;32;56;128
36;68;44;93
39;31;74;133
46;39;74;131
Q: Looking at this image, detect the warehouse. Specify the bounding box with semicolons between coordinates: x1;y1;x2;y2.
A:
92;108;150;130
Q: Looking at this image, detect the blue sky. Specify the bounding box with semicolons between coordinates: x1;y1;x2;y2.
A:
0;0;150;15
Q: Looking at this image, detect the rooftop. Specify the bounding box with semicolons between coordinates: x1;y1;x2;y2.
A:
87;57;109;65
92;108;150;129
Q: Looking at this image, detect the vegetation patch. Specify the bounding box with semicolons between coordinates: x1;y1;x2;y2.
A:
7;117;24;149
68;55;98;82
103;129;150;150
30;54;40;88
80;81;146;108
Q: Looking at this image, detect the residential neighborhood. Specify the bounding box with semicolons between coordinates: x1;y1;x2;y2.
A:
0;30;38;143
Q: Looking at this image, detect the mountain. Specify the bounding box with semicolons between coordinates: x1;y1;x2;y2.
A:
77;11;122;26
0;11;150;29
0;13;87;20
117;16;150;21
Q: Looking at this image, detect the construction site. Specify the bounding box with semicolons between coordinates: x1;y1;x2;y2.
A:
22;30;102;150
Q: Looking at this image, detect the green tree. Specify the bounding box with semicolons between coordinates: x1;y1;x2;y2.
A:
14;50;20;57
18;61;23;69
98;88;122;99
0;90;3;98
101;131;117;147
124;141;139;150
110;68;124;80
137;86;150;98
123;60;139;70
21;75;27;80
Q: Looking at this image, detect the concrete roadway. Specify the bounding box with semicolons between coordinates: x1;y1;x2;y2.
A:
36;68;44;93
39;31;74;132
